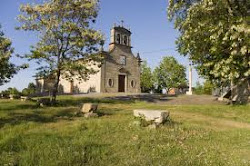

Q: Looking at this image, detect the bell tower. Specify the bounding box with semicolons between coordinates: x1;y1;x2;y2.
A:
109;22;132;51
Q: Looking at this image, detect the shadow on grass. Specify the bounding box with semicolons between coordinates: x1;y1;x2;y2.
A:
97;108;125;116
0;107;76;129
0;94;178;129
0;103;38;112
56;97;136;107
105;94;175;103
55;94;178;107
0;113;54;128
163;118;182;128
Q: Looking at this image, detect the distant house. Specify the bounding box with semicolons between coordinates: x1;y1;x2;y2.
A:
36;24;142;94
168;87;187;95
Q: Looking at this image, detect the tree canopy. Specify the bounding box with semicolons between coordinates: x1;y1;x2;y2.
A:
153;56;187;92
17;0;103;102
168;0;250;103
22;82;37;96
140;61;154;92
0;25;19;86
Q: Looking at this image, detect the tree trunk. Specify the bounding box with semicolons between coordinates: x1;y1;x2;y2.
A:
51;70;61;105
231;78;249;104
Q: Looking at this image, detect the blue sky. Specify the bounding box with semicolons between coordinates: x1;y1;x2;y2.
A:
0;0;201;91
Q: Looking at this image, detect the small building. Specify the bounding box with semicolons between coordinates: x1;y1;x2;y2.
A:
36;24;142;94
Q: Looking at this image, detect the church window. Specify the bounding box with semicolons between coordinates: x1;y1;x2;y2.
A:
116;34;121;44
108;79;114;87
130;80;135;88
120;55;126;65
124;35;128;45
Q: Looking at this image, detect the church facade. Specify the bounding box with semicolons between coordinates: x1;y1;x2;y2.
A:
36;24;142;94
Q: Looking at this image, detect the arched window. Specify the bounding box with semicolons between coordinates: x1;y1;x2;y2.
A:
116;34;121;44
108;79;114;87
130;80;135;88
124;35;128;45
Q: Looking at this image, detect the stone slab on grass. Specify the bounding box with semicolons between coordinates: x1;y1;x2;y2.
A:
133;109;169;124
81;103;98;113
21;96;30;101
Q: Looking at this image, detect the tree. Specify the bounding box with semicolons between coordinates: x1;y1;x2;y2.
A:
194;81;203;95
194;80;214;95
17;0;103;103
203;80;214;95
140;61;154;93
168;0;250;103
22;82;37;96
153;56;187;92
1;87;21;98
0;25;19;86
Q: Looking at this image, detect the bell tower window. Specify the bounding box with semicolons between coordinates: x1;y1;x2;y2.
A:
124;35;128;45
116;34;121;44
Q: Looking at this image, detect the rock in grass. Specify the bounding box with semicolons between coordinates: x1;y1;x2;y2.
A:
133;109;169;125
37;98;51;107
81;103;98;113
20;96;30;101
78;103;99;118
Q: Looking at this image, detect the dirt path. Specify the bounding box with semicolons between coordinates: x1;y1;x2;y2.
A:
160;95;222;105
173;111;250;130
74;93;222;105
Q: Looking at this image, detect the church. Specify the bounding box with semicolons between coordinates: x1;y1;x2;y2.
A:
36;24;142;94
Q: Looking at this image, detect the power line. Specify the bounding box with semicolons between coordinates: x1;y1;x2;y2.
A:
141;48;176;54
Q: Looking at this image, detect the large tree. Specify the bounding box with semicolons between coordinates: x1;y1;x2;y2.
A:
17;0;103;103
153;56;187;92
140;61;154;93
22;82;37;96
0;25;20;86
168;0;250;103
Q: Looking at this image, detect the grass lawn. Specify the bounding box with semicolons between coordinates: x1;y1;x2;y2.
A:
0;95;250;166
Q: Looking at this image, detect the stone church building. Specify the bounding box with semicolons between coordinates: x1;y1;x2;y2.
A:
36;24;142;94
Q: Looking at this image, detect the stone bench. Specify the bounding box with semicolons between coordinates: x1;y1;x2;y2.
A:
21;96;30;101
133;109;169;125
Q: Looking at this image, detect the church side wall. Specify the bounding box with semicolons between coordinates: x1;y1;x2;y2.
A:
58;77;72;93
72;66;102;93
37;64;102;94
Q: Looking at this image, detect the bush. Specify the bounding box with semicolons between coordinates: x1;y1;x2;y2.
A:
194;82;204;95
0;88;21;99
194;80;213;95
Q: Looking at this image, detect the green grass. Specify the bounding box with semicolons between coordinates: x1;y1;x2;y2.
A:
0;95;250;166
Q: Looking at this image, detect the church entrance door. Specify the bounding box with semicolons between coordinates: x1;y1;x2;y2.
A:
118;75;125;92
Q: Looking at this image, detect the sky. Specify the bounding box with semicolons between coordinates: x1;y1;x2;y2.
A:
0;0;202;91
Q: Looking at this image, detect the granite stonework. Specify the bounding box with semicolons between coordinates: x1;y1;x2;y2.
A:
81;103;98;113
36;24;141;94
133;109;170;125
